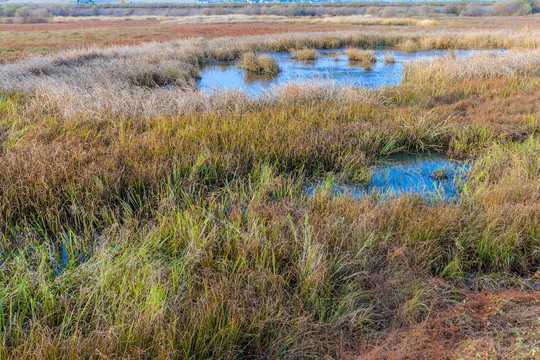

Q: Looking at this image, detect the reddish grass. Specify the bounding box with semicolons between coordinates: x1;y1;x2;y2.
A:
0;22;342;62
1;15;539;62
0;20;160;31
357;289;540;360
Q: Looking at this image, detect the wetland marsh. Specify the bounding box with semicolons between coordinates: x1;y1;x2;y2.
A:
0;18;539;360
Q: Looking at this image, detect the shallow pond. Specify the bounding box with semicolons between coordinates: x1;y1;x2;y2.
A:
199;49;497;95
307;153;470;201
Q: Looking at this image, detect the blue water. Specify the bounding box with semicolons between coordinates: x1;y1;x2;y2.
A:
307;154;470;201
199;49;496;95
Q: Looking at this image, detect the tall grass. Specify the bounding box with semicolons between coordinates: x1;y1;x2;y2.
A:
383;54;396;64
239;52;280;75
346;48;377;63
404;51;540;84
290;48;317;61
401;39;419;53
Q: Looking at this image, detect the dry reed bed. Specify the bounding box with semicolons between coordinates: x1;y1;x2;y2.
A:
49;16;437;26
299;16;438;27
52;14;290;24
0;30;539;120
404;50;540;84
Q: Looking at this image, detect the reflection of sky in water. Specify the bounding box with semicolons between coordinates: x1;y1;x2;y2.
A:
306;154;470;201
199;49;500;95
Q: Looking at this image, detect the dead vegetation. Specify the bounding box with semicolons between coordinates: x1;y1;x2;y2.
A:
359;290;540;360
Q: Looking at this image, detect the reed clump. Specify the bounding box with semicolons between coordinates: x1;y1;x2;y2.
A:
383;54;396;64
290;48;317;61
401;39;419;53
330;52;341;61
239;52;280;75
346;48;378;63
346;48;377;71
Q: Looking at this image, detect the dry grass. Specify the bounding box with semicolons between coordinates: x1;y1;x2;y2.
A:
417;19;439;27
360;290;540;359
346;48;377;63
303;16;421;26
1;17;540;63
5;29;538;117
0;22;339;62
383;54;396;64
52;14;289;24
401;39;418;53
290;48;317;61
239;52;280;75
404;50;540;84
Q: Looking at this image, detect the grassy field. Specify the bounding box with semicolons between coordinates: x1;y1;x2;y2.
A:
1;15;539;62
0;16;539;359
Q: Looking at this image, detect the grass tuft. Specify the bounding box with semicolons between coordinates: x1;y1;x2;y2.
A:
383;54;396;64
401;39;419;53
346;48;377;63
239;52;280;76
290;48;317;61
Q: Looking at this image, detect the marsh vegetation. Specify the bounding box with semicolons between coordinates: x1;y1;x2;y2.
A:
199;49;501;95
346;48;377;63
290;48;318;61
0;22;539;359
239;52;281;76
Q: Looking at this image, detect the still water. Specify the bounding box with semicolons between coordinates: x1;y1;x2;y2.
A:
199;49;493;95
306;154;470;201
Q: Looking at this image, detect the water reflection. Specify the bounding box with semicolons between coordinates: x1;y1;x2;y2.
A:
307;153;470;201
199;49;500;96
244;71;279;85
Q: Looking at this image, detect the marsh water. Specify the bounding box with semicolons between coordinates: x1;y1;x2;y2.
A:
306;154;470;201
199;49;496;95
199;51;478;198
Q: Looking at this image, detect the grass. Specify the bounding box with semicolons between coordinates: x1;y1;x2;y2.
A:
304;16;426;26
383;54;396;64
239;52;280;75
52;14;289;24
362;289;540;358
346;48;377;70
403;51;540;86
401;39;419;53
0;22;342;62
290;48;317;61
346;48;377;63
2;17;540;62
0;24;539;359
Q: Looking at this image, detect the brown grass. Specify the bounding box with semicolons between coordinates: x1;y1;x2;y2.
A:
404;51;540;84
1;16;539;62
0;22;341;62
359;290;540;359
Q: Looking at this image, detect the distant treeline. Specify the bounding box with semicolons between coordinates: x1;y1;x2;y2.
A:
1;0;538;23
